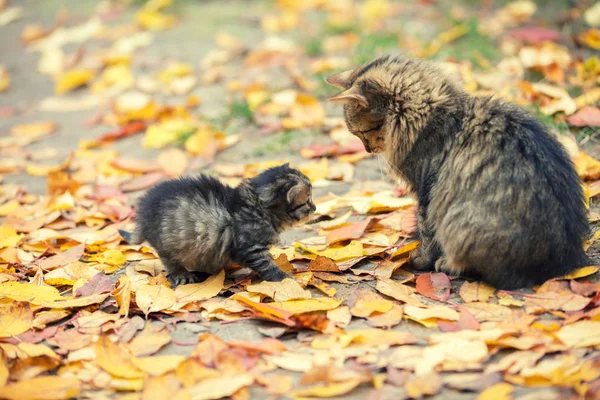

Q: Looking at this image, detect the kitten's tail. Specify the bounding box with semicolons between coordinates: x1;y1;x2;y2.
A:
118;228;143;244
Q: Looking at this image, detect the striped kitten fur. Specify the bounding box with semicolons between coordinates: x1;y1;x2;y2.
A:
326;55;589;289
120;164;315;286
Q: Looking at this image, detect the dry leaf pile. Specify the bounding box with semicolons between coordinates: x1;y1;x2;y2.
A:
1;0;600;399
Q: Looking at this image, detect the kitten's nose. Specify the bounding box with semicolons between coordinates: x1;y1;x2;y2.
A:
310;202;316;212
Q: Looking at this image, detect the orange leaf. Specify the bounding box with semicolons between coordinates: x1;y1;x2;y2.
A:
416;272;451;301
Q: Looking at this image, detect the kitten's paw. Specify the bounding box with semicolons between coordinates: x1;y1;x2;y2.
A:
168;270;205;287
410;247;435;271
259;268;288;282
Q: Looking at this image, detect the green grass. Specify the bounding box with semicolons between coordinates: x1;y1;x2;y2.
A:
432;19;501;67
252;129;318;157
229;99;253;121
353;32;399;65
526;105;570;135
305;38;324;57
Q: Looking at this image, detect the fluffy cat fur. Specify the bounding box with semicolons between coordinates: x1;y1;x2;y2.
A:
326;55;589;289
120;164;315;286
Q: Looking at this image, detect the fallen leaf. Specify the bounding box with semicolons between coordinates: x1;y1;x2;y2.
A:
187;374;254;400
120;172;166;192
74;272;115;297
405;373;443;398
95;335;145;379
131;355;185;376
416;272;451;302
55;68;95;95
173;270;225;307
0;376;80;400
247;278;312;302
567;106;600;127
135;284;176;314
158;147;189;177
271;298;343;314
128;323;172;357
0;302;33;337
555;320;600;348
367;303;404;328
10;121;57;138
339;329;417;347
559;266;599;280
0;225;23;248
291;379;362;398
308;256;340;272
477;382;513;400
404;305;460;322
348;289;393;318
459;281;495;303
375;278;423;306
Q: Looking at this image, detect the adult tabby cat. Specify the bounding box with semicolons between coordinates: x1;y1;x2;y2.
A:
326;55;589;289
120;164;315;286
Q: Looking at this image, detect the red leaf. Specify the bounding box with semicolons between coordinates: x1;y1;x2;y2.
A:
300;143;339;159
566;106;600;127
416;272;451;301
13;326;59;344
326;218;377;245
97;121;147;143
75;272;115;298
509;27;560;44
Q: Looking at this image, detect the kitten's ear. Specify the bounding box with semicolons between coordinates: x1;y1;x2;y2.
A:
286;184;303;204
325;69;354;90
328;86;369;108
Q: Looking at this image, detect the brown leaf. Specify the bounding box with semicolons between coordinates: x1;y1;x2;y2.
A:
74;272;115;297
416;272;451;302
405;373;442;398
128;323;172;357
326;218;376;245
39;244;84;271
111;157;161;173
10;121;57;138
367;303;404;328
308;256;340;272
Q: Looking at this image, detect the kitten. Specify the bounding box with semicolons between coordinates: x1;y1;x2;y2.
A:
119;164;315;286
326;55;589;289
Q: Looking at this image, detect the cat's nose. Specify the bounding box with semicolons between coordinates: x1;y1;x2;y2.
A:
310;202;316;212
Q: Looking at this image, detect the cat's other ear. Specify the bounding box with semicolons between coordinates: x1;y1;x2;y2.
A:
325;69;353;90
328;86;369;108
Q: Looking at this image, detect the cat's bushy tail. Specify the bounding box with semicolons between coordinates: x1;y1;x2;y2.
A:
118;228;143;244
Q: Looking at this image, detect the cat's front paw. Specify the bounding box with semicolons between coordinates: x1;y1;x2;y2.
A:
168;270;205;287
259;268;288;282
410;247;435;271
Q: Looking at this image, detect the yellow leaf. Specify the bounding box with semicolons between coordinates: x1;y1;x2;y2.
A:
349;289;393;318
86;249;127;266
173;270;225;308
0;225;23;248
497;292;524;307
9;121;57;137
17;342;60;359
299;158;329;182
184;127;219;158
404;305;459;321
295;240;365;261
91;64;134;93
44;262;100;286
55;68;95;95
35;293;110;309
338;328;417;347
0;302;32;338
113;275;132;316
555;320;600;348
135;284;176;314
477;383;513;400
136;10;176;31
158;62;193;83
0;66;9;92
0;281;63;303
143;119;197;149
131;355;185;376
0;199;20;216
291;379;361;399
247;278;312;302
271;298;343;314
0;376;80;400
187;374;254;400
392;240;421;258
375;278;423;306
459;281;496;303
559;266;599;279
96;336;145;379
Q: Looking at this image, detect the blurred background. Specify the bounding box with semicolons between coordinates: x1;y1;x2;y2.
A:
0;0;599;195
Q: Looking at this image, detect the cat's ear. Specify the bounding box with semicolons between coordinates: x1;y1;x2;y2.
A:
324;69;353;89
327;86;369;108
286;184;304;204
